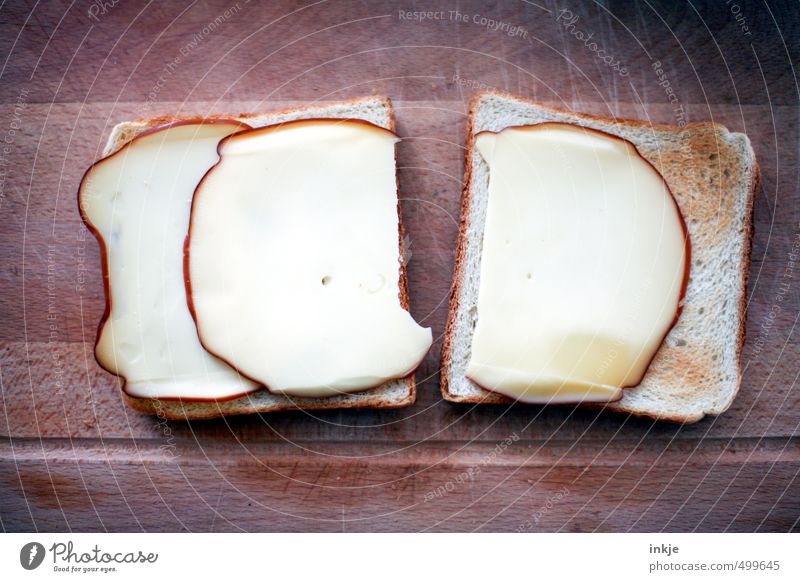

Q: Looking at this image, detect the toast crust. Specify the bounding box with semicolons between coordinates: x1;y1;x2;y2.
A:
441;90;760;423
122;384;416;421
86;96;419;418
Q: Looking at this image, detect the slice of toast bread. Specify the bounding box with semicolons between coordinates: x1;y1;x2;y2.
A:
95;96;418;420
441;91;759;423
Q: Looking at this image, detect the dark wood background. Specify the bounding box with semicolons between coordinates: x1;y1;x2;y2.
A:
0;0;798;532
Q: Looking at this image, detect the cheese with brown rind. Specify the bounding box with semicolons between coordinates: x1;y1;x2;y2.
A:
186;119;433;397
465;123;687;404
79;121;259;401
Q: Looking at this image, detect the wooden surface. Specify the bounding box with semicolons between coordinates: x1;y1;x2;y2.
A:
1;0;799;532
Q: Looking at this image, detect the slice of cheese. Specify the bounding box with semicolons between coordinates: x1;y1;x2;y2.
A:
79;121;259;400
187;119;433;397
466;123;688;403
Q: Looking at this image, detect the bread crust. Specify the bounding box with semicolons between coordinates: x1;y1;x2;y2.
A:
86;96;419;418
122;383;416;421
440;90;760;423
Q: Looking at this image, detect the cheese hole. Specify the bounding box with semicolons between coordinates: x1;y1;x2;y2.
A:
321;275;332;286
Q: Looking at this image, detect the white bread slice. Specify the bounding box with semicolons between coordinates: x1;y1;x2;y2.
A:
441;91;759;424
95;96;418;420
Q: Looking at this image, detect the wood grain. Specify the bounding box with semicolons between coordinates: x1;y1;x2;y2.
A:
0;0;798;532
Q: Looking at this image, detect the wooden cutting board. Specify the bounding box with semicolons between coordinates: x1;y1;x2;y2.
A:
1;0;798;532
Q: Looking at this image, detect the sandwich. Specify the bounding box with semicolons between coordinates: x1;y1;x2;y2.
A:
79;96;432;419
441;91;759;423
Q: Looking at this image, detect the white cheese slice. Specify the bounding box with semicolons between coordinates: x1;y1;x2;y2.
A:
80;121;259;400
466;123;688;403
187;119;433;397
